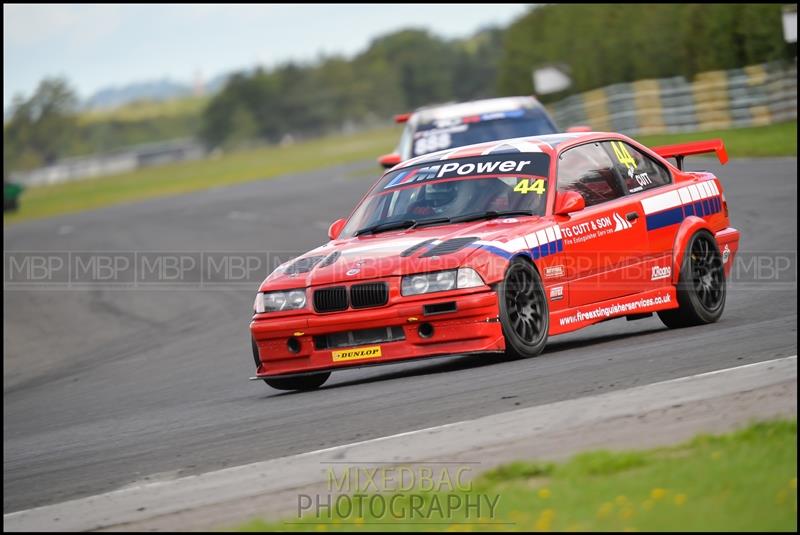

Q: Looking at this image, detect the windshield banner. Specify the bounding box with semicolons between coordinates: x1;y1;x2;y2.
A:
381;154;549;191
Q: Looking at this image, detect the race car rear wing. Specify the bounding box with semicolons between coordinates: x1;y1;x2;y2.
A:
652;139;728;170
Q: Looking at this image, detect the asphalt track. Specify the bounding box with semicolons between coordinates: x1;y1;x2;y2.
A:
3;157;797;514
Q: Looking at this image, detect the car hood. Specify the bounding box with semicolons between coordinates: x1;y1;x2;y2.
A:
259;216;544;291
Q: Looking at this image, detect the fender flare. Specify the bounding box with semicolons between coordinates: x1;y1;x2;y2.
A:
670;216;713;284
510;251;543;275
486;251;541;285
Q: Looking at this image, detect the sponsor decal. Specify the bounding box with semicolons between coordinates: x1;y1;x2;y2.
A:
430;109;525;129
415;125;467;139
560;212;631;245
612;212;632;232
651;265;671;281
549;285;564;301
722;244;731;264
559;291;672;327
480;109;525;121
432;117;468;129
544;265;565;279
346;268;360;276
383;154;538;190
332;345;382;362
633;171;652;187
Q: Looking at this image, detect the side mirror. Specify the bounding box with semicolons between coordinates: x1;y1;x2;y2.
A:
566;125;592;133
554;191;585;216
394;113;411;124
328;218;347;240
378;153;402;169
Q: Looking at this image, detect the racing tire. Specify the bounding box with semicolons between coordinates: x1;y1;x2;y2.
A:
264;372;331;391
498;257;549;359
658;230;726;329
252;337;331;391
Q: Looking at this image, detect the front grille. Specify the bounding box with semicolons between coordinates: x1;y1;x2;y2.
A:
313;286;348;312
315;326;405;350
350;282;389;309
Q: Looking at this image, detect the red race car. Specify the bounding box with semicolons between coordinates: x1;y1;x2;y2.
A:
250;132;739;391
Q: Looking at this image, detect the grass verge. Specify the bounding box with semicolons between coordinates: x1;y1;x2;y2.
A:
634;121;797;158
237;419;797;532
4;126;400;225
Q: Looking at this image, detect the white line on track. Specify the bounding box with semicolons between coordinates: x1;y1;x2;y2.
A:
297;354;798;458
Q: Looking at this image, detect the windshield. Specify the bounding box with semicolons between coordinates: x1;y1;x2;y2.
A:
410;109;557;157
340;153;551;238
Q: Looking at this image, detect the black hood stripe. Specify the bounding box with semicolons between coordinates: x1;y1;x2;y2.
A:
400;239;438;257
419;237;478;258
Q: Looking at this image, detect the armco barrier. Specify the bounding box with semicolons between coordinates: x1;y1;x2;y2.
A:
549;60;797;134
9;139;206;187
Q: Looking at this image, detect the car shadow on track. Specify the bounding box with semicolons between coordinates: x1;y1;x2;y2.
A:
543;326;668;354
264;325;668;398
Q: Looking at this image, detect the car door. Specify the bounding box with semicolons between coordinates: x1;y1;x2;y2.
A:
607;140;678;289
555;141;651;307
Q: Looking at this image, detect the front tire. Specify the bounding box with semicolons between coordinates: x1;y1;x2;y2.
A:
498;257;549;359
252;337;330;391
658;230;726;329
264;372;330;391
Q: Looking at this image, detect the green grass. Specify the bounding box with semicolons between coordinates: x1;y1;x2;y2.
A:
237;419;797;532
4;126;401;224
634;121;797;158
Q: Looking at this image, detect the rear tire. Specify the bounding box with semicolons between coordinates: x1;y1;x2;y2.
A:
658;230;726;329
498;257;549;359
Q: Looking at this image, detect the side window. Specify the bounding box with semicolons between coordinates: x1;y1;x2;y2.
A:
605;141;672;194
557;142;625;207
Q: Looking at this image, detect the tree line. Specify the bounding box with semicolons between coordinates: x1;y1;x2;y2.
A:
498;3;788;98
200;28;505;147
4;4;790;173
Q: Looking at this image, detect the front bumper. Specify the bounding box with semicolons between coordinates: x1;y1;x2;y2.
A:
250;289;504;378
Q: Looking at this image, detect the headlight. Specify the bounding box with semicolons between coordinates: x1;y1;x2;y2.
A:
401;268;484;296
254;289;307;313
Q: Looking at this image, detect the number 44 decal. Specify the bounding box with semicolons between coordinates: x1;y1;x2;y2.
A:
611;141;637;171
513;178;546;195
